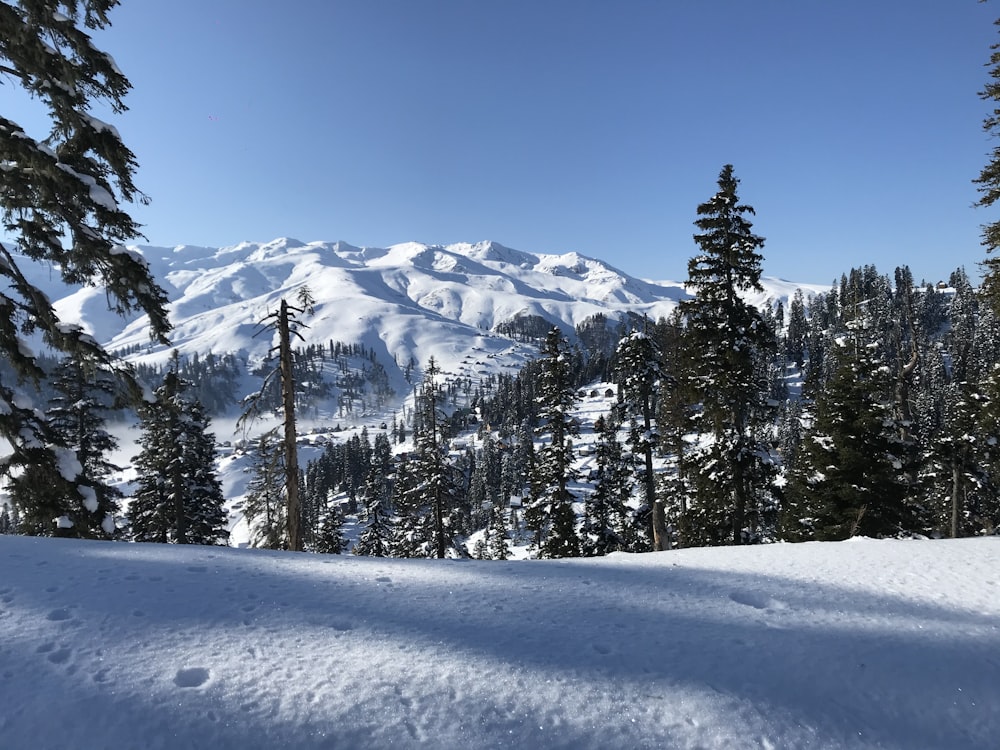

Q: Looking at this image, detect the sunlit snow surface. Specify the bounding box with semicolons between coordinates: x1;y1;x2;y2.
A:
0;536;997;749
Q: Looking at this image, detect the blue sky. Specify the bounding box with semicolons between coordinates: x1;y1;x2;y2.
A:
8;1;998;285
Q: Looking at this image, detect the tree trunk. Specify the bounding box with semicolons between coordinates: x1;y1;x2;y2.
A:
951;460;961;539
279;299;302;551
644;401;667;551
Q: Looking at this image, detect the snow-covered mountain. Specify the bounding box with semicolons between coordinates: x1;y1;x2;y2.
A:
33;238;824;390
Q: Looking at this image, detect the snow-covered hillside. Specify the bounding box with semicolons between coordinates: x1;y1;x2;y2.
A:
31;237;824;387
0;534;996;749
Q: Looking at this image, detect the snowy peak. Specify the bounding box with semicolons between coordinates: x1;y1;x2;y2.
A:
36;237;818;402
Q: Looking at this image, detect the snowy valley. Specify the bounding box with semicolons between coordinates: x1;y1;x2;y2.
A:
2;238;998;750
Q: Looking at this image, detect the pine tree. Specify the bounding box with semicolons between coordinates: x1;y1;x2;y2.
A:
975;14;1000;313
396;358;463;558
0;1;170;495
8;355;123;537
238;287;314;551
680;165;778;545
526;328;580;558
614;329;666;549
130;364;227;545
785;289;808;370
785;340;919;541
314;503;346;554
388;455;425;557
581;414;632;556
243;430;286;549
49;357;122;535
353;432;394;557
485;498;511;560
653;311;695;548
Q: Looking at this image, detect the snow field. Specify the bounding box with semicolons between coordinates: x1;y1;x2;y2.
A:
0;535;997;749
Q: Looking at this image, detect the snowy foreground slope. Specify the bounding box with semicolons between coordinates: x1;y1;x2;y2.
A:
1;536;997;750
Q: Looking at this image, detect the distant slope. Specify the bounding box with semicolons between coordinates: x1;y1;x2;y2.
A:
25;237;828;409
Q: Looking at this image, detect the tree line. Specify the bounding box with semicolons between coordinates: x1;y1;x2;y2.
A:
3;2;1000;555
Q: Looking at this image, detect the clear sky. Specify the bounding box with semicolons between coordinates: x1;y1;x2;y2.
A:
7;1;999;286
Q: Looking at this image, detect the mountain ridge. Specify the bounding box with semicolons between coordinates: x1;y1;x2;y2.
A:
32;237;826;408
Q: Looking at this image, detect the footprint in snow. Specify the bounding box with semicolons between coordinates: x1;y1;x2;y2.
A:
174;667;210;688
729;591;788;611
47;648;72;665
46;608;72;621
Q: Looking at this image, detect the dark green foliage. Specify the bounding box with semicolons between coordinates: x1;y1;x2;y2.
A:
785;343;920;540
975;16;1000;313
0;1;169;490
494;314;554;343
581;414;633;556
313;504;346;554
7;355;123;538
0;504;13;534
615;329;666;549
243;431;286;549
526;329;580;558
392;358;464;558
130;365;227;545
679;165;778;545
652;311;695;548
353;432;395;557
785;289;808;369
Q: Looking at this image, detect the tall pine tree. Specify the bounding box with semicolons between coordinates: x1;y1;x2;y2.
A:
242;430;286;549
785;334;919;541
526;328;580;558
615;329;666;550
130;364;227;545
680;165;778;545
395;358;463;558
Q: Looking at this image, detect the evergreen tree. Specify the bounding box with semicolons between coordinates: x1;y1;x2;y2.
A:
314;503;346;554
581;414;632;556
0;1;170;493
353;432;394;557
238;287;314;551
974;13;1000;313
395;358;463;558
653;311;695;548
485;495;512;560
243;430;286;549
785;289;808;370
680;165;778;545
785;341;919;541
526;328;580;558
614;329;666;549
388;455;425;557
50;357;122;535
130;364;227;545
8;355;123;537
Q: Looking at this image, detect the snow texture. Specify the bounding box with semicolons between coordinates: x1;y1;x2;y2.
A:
0;535;996;749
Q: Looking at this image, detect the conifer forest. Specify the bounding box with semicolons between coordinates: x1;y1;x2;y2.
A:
2;2;1000;558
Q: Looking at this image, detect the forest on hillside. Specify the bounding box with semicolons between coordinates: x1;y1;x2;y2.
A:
3;4;1000;557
